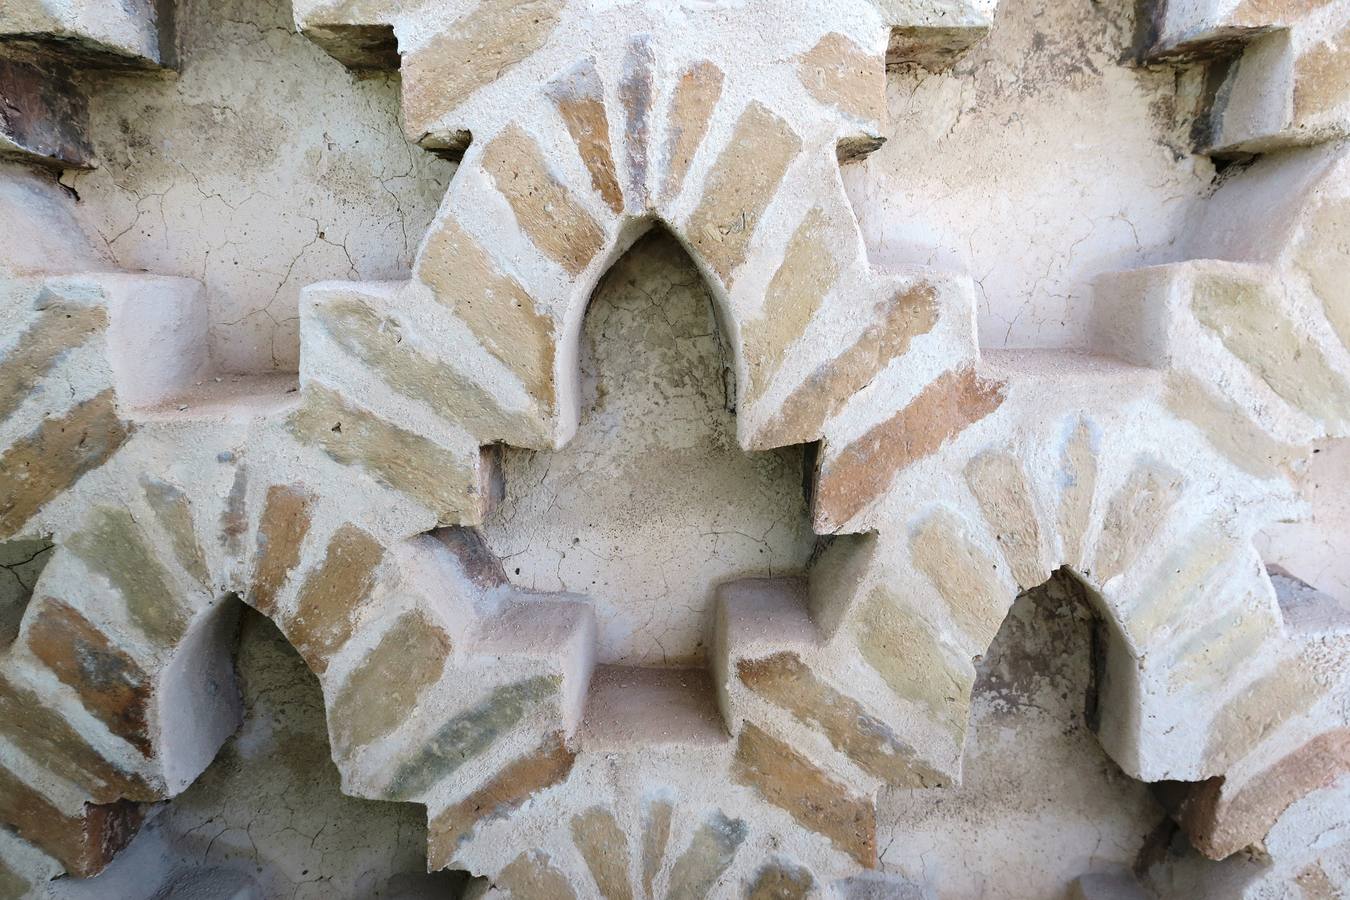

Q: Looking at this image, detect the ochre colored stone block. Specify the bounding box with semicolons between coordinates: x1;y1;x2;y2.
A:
661;61;724;202
416;219;557;411
140;476;209;585
1296;197;1350;348
26;598;152;756
747;859;816;899
814;366;1005;530
0;858;28;898
67;506;188;646
855;587;972;749
686;102;802;286
546;58;624;215
1057;418;1098;570
641;796;674;898
1191;270;1350;429
316;294;549;445
738;651;944;787
1167;604;1274;694
481;123;608;276
664;810;748;900
289;383;485;524
1179;729;1350;859
495;849;578;900
733;722;876;867
0;390;131;540
0;675;151;802
248;484;314;616
0;301;105;422
1203;660;1324;771
428;733;576;869
288;523;385;673
1091;461;1183;585
570;806;633;900
329;609;451;753
964;451;1046;589
1292;25;1349;121
910;510;1010;649
0;765;144;878
400;0;563;138
1121;531;1231;645
1164;371;1298;481
755;284;940;449
796;33;886;122
742;208;839;406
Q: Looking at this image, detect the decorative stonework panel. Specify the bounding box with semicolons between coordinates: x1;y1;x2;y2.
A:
0;0;1348;896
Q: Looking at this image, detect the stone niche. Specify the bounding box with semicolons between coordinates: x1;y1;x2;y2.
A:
0;0;1349;898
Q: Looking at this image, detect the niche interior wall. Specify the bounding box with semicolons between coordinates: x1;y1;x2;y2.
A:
0;0;1348;897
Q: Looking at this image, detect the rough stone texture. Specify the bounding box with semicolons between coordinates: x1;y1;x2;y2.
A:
427;735;577;870
0;675;150;802
480;124;607;277
0;391;130;540
65;506;188;646
855;586;973;749
733;723;877;867
1091;462;1184;585
738;652;944;787
1191;270;1350;429
746;859;816;899
247;484;314;615
25;599;151;755
495;850;577;900
0;58;93;168
41;610;467;899
570;807;633;900
3;0;1350;894
910;509;1013;648
1164;371;1300;480
641;798;674;899
329;609;451;754
547;59;624;216
685;103;802;286
0;766;143;879
661;62;724;203
287;524;384;672
385;675;562;802
796;33;887;123
965;451;1047;588
400;0;564;145
741;209;839;406
415;219;557;413
814;367;1007;531
313;293;549;445
664;811;748;900
752;283;941;451
1176;729;1350;859
289;382;486;524
140;477;209;586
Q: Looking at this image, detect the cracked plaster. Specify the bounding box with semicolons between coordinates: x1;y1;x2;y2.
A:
1;0;1349;894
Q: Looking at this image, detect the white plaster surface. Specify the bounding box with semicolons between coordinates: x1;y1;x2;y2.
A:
66;0;450;374
39;609;466;900
848;0;1215;351
1260;438;1350;601
3;0;1348;894
879;579;1165;899
483;231;817;666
